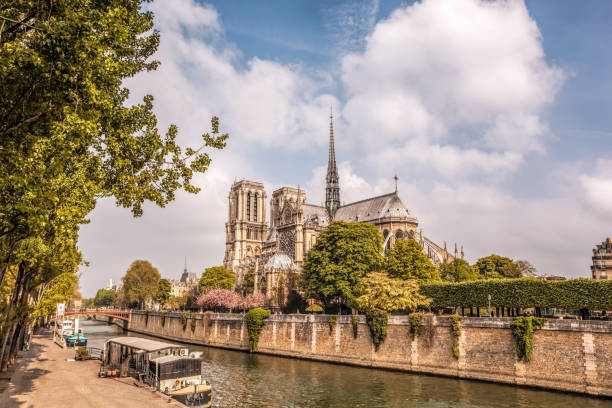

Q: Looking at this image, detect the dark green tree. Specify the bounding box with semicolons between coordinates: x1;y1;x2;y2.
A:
501;260;537;279
301;221;383;308
156;278;172;307
242;268;255;296
121;260;160;309
474;255;513;279
439;259;478;282
385;239;438;282
199;266;236;293
93;289;118;307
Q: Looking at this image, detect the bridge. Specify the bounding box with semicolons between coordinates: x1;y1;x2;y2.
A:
51;309;131;322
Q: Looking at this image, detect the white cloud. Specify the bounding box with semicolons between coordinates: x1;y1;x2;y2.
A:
580;160;612;217
340;0;564;178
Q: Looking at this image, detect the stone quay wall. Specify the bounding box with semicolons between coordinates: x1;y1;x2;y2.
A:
128;311;612;397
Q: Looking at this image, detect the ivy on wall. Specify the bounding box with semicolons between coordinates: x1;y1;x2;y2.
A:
328;315;337;335
351;315;359;339
145;310;149;327
246;308;271;352
366;309;388;351
408;312;423;340
420;278;612;310
449;315;462;359
161;310;166;327
511;316;546;362
181;311;188;331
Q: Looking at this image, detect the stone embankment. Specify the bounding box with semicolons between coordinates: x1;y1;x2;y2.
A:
0;331;185;408
129;311;612;397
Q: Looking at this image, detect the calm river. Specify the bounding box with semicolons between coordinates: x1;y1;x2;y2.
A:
80;320;612;408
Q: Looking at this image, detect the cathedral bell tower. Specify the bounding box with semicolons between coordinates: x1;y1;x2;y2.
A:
325;109;340;217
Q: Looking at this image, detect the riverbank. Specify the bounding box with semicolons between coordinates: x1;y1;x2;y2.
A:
0;330;184;407
129;311;612;397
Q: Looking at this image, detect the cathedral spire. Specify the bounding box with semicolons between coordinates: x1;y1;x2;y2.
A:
325;107;340;217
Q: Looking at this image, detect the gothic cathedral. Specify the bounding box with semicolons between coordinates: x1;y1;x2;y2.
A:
223;112;463;306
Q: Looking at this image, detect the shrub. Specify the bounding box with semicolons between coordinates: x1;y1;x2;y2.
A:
245;308;271;352
181;311;188;331
365;309;388;351
305;304;324;314
408;312;423;340
351;315;359;339
161;310;166;327
511;316;546;362
449;315;462;359
328;315;337;335
420;278;612;310
76;347;89;360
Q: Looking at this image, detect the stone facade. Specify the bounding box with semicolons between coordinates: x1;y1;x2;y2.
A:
128;311;612;397
592;238;612;280
223;113;461;305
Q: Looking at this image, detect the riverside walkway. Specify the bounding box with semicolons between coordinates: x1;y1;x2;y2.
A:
1;331;184;407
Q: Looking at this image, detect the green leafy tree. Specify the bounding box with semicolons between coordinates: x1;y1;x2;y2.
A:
355;272;431;313
121;260;160;309
385;239;438;282
93;289;118;307
302;221;384;308
156;279;172;307
439;259;478;282
0;0;227;369
32;272;80;321
474;255;513;279
501;260;537;279
242;268;255;296
199;266;236;293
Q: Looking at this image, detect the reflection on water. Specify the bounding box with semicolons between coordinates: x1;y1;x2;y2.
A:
79;320;612;408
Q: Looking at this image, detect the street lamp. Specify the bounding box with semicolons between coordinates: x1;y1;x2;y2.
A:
487;294;492;317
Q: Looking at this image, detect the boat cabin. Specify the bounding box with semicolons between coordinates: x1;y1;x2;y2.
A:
104;337;187;378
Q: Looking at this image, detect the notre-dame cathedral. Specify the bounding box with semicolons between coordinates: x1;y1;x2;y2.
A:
223;113;463;305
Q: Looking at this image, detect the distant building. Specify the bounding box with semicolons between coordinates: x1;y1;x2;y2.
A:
591;238;612;280
169;258;199;297
106;278;119;291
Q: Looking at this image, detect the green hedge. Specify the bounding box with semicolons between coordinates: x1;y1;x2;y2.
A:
420;278;612;310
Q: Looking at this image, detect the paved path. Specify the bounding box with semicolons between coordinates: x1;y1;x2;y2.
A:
1;332;185;407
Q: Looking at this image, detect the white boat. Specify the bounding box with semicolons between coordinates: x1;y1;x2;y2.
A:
103;337;212;407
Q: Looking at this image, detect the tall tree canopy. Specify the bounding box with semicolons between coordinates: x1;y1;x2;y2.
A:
301;221;384;308
156;278;171;307
199;266;236;293
501;260;537;279
0;0;227;370
439;259;478;282
93;288;118;307
385;239;438;283
474;255;514;279
121;260;160;309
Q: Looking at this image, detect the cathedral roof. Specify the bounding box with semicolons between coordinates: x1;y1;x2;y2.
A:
264;253;296;270
302;204;330;227
333;192;417;223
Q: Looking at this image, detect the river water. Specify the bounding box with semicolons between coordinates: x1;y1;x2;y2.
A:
79;320;612;408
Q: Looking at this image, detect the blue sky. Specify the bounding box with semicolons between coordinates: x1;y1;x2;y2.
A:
78;0;612;296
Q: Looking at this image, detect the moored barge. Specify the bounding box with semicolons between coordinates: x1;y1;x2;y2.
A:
102;337;212;407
